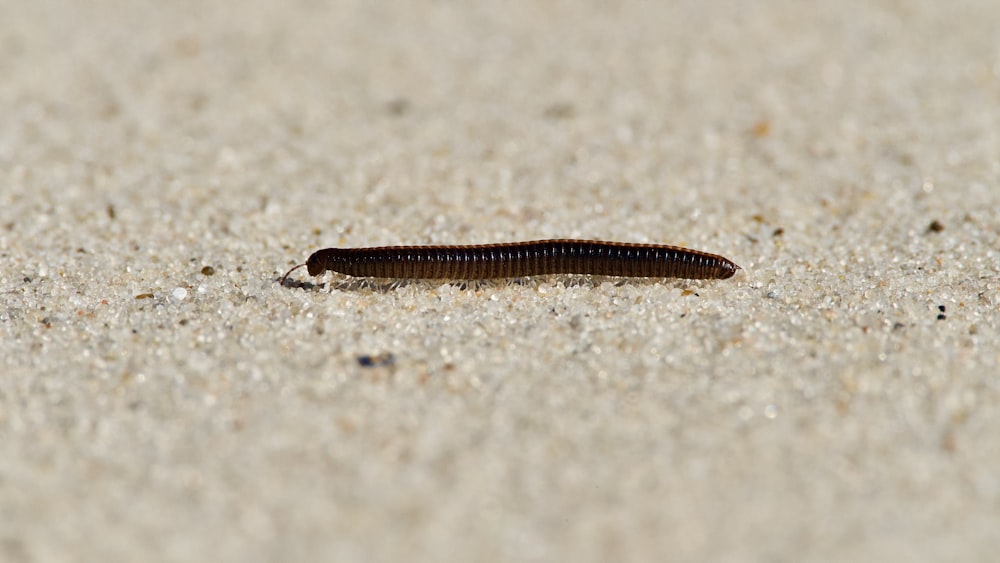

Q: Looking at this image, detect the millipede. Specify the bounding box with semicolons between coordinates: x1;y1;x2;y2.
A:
280;239;740;286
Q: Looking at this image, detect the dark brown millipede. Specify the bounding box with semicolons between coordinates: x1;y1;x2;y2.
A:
280;239;740;285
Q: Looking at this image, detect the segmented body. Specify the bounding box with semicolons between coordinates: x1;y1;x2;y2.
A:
292;240;739;281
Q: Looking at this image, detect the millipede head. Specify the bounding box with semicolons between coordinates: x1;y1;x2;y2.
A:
306;250;327;276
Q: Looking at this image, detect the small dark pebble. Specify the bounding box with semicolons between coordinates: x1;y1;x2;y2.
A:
385;98;411;116
543;102;575;119
23;276;31;283
927;220;945;233
357;353;396;368
937;314;947;321
938;305;946;313
135;293;154;300
201;266;216;276
772;228;784;237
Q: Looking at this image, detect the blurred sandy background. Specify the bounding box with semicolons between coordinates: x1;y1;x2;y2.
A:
2;1;999;561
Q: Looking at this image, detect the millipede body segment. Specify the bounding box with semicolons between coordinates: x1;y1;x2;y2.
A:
281;240;740;284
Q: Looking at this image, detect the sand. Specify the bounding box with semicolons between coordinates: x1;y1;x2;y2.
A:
2;1;999;561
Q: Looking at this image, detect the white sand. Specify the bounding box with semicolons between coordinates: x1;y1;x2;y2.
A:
2;1;999;561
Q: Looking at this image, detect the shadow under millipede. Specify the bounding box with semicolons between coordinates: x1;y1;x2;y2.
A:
277;274;709;293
